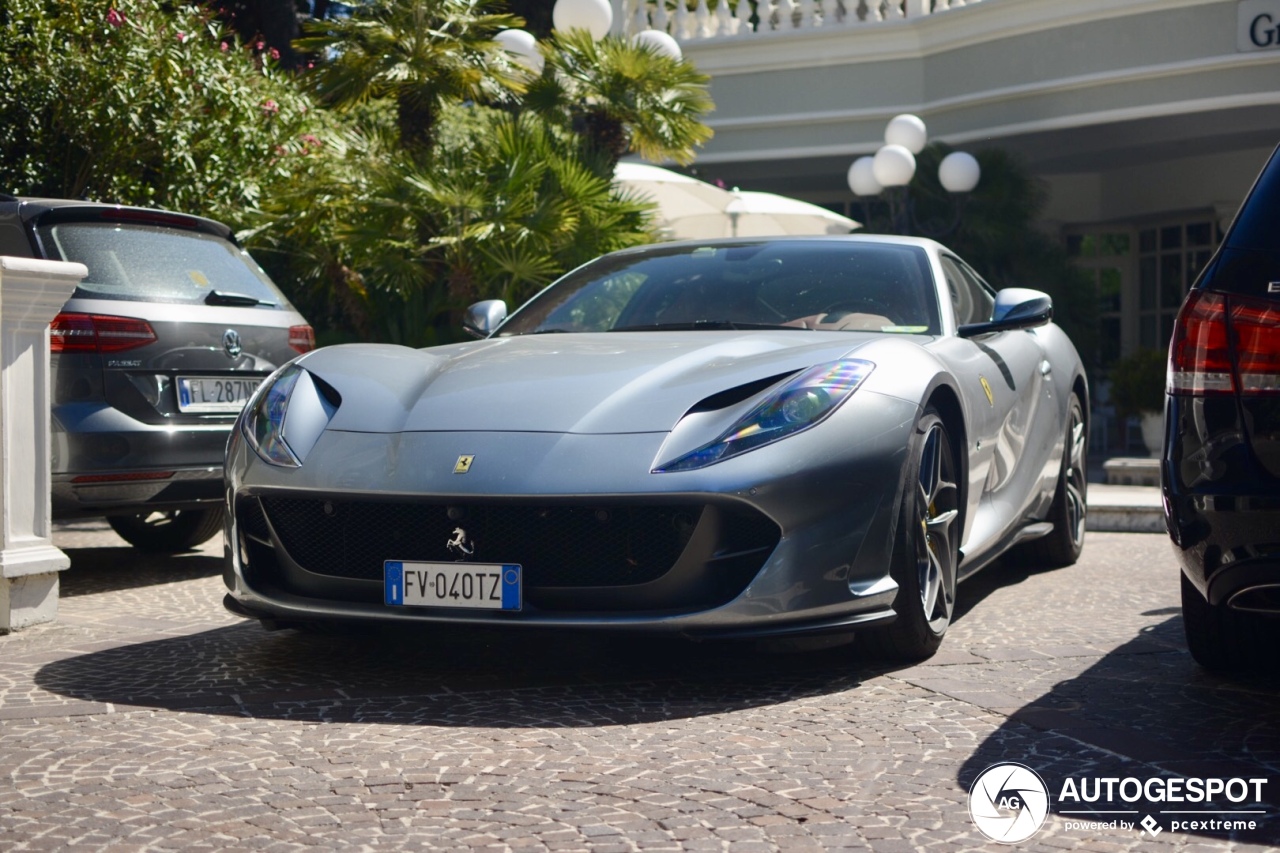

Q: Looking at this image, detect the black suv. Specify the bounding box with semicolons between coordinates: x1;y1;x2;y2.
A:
0;196;312;552
1164;145;1280;671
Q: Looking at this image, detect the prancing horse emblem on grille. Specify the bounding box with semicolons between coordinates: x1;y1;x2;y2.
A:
223;329;242;359
454;454;474;474
447;527;475;561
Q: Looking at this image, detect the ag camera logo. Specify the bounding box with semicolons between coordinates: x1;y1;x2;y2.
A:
969;763;1050;843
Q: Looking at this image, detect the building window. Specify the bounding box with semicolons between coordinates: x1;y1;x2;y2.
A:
1066;230;1132;371
1136;219;1219;351
1066;215;1222;457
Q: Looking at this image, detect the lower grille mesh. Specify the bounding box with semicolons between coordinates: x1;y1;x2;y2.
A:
258;497;702;588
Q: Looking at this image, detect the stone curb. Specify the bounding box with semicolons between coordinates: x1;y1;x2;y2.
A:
1087;506;1166;533
1086;484;1164;533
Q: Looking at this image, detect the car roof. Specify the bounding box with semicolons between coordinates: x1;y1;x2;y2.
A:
606;233;951;257
10;197;233;242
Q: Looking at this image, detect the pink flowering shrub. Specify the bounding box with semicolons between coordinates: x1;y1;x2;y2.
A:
0;0;334;229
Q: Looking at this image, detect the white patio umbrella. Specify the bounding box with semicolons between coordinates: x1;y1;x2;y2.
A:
613;163;861;240
612;162;735;240
725;190;860;237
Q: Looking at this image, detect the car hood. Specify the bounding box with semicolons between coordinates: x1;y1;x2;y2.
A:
299;332;880;435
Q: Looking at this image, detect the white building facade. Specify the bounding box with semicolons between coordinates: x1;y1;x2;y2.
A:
611;0;1280;368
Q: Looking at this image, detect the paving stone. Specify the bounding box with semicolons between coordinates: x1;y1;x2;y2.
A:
0;527;1277;850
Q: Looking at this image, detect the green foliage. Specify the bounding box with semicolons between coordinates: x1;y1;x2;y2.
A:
0;0;716;347
256;104;654;340
1109;347;1167;418
296;0;525;155
261;6;714;343
526;29;714;167
0;0;329;228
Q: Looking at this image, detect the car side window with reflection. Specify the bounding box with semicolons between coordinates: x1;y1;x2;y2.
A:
956;259;996;323
940;256;995;325
939;257;971;326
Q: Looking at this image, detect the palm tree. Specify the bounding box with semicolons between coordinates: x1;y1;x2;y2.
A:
355;107;654;309
525;29;714;171
297;0;525;156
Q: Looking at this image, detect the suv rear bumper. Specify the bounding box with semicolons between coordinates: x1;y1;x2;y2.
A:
1163;396;1280;610
52;466;224;518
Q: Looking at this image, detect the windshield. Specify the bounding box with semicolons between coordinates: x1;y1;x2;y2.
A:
39;221;292;308
498;241;940;335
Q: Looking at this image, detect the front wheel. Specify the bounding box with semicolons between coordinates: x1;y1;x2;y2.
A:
862;408;961;661
107;507;223;553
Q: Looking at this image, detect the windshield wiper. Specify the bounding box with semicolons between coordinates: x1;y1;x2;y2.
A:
205;290;276;307
609;321;806;332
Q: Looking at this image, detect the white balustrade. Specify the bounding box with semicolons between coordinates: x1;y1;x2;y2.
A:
0;257;85;632
616;0;982;40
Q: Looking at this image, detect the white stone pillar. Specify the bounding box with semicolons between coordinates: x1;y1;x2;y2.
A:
0;256;86;632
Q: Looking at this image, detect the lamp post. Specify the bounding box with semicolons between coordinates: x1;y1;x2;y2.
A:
847;114;980;238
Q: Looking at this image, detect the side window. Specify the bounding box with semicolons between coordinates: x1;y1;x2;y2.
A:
938;256;973;326
941;256;996;325
956;260;996;324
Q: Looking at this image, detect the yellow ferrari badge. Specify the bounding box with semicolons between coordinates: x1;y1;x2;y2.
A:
453;455;475;474
980;376;994;407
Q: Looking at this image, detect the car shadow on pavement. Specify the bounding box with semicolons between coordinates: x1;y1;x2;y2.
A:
58;546;223;597
33;543;1053;728
33;616;883;727
953;616;1280;846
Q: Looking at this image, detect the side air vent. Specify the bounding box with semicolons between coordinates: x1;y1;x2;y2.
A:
685;372;795;415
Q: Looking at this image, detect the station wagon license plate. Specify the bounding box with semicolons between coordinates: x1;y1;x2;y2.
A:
177;376;261;413
384;561;522;611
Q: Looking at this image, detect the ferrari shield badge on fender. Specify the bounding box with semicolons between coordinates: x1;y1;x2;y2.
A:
454;454;475;474
980;376;994;407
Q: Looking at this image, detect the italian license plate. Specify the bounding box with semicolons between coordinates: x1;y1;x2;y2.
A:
177;376;262;413
384;561;521;611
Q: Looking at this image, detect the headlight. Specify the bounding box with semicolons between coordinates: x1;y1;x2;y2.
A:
655;359;874;472
242;364;339;468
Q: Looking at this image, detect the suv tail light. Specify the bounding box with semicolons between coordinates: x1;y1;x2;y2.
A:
1168;291;1280;395
288;325;316;353
50;313;157;353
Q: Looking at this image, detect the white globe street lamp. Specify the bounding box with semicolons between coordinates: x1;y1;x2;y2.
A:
938;150;981;194
552;0;613;40
884;114;927;154
846;157;881;197
495;28;545;75
634;29;682;60
847;114;981;237
871;144;917;188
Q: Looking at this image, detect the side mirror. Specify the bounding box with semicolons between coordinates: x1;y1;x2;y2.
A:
462;299;507;339
958;288;1052;338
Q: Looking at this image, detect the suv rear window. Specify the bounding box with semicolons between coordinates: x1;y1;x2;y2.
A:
1224;145;1280;255
38;221;290;308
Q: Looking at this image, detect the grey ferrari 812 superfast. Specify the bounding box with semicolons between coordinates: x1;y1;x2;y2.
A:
223;235;1088;660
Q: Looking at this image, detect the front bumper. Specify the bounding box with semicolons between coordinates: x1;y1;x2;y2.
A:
223;393;919;637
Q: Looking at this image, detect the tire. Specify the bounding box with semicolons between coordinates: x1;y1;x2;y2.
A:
1015;393;1087;568
107;507;224;553
1181;571;1249;672
862;407;962;662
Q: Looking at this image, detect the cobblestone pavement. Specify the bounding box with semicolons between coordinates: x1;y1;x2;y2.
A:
1;523;1278;851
